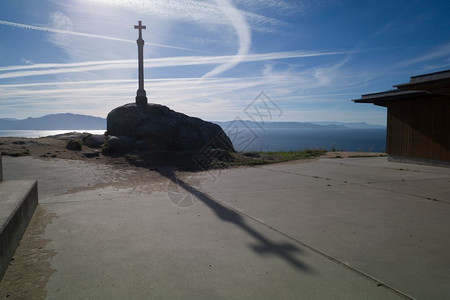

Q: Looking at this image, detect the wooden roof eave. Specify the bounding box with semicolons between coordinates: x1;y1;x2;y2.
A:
352;90;430;107
395;79;450;95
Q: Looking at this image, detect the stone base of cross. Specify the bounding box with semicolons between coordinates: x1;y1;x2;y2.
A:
136;89;147;106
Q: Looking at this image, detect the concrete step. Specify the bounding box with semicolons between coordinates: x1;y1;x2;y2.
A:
0;180;38;280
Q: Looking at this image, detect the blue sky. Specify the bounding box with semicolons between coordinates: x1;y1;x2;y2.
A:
0;0;449;124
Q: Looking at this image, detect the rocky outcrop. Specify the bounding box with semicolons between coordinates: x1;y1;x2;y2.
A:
104;103;234;169
106;103;233;152
66;140;82;151
106;136;133;153
82;134;105;149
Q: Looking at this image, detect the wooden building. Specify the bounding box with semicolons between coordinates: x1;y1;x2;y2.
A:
354;70;450;166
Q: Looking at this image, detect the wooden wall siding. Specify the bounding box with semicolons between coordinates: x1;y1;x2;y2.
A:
386;97;450;161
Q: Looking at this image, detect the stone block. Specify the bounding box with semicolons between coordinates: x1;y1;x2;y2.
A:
0;180;38;280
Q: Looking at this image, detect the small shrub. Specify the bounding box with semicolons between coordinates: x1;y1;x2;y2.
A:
66;140;82;151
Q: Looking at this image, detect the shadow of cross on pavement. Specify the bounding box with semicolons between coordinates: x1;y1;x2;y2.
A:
160;170;312;272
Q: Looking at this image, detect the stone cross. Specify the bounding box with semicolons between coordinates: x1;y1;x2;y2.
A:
134;21;147;106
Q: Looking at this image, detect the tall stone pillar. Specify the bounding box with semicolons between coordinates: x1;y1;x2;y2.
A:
134;21;148;106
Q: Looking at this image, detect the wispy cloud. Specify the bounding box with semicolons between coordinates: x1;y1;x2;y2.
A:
84;0;288;32
0;63;384;123
0;55;371;121
394;42;450;68
0;19;203;52
0;76;271;116
0;71;387;123
0;50;347;79
0;19;133;42
47;11;74;47
236;0;306;14
202;0;251;78
20;58;33;65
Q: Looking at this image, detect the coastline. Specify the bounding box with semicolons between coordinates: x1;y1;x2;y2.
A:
0;130;106;138
0;127;387;153
0;134;386;170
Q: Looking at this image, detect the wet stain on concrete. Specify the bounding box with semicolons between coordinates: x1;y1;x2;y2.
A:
0;205;58;300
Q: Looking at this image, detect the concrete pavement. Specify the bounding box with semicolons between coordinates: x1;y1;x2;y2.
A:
1;156;449;299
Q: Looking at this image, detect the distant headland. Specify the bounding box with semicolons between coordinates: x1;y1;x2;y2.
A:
0;113;384;131
0;113;106;130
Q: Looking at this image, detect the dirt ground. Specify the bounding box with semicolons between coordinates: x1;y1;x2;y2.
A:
0;134;129;167
0;134;386;170
0;206;58;300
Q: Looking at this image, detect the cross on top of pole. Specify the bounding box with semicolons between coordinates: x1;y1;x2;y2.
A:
134;21;146;40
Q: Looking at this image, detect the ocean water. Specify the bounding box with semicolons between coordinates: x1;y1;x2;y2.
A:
0;128;386;152
224;128;386;152
0;130;106;138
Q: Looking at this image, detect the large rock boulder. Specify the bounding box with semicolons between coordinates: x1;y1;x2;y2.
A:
106;103;234;152
83;134;105;148
106;135;133;153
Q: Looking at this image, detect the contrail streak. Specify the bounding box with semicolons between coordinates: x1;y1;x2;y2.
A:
202;0;251;79
0;50;349;79
0;20;206;52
